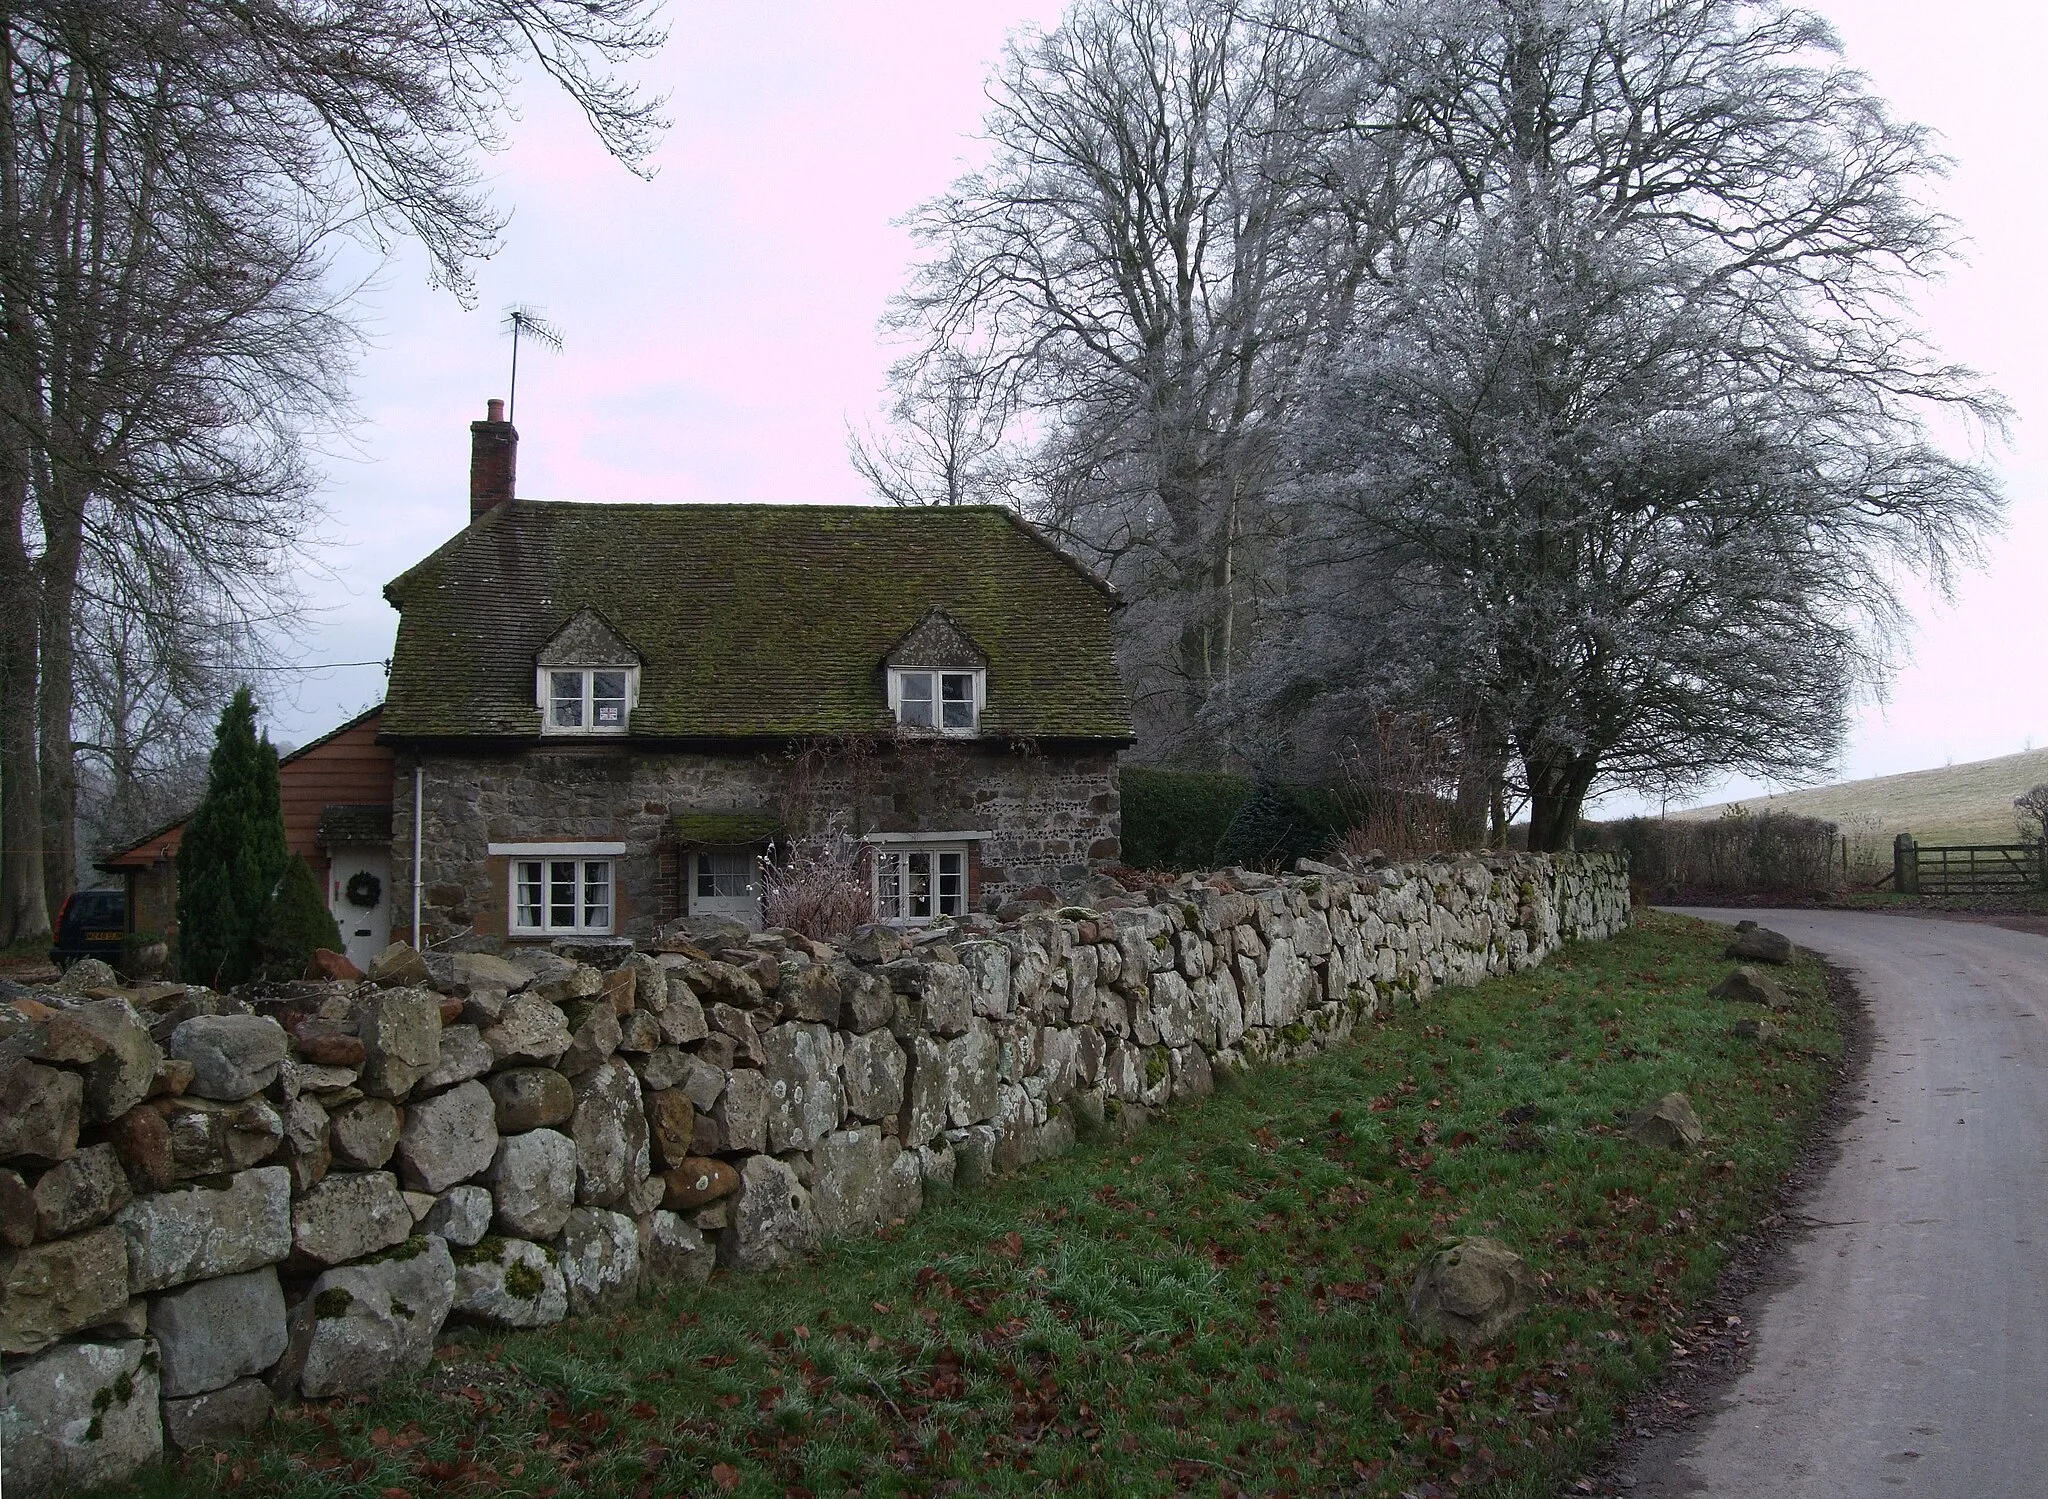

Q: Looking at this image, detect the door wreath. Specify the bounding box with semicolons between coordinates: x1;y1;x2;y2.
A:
344;870;383;909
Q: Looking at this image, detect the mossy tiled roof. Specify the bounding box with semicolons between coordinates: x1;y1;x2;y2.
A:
381;502;1132;742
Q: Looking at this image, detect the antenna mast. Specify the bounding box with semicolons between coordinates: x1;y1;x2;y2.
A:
501;305;565;423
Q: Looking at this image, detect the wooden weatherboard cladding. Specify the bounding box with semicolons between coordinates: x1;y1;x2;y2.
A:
380;503;1131;743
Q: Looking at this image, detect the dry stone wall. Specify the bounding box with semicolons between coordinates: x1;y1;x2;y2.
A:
0;851;1626;1494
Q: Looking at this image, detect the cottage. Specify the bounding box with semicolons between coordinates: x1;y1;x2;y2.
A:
381;403;1133;946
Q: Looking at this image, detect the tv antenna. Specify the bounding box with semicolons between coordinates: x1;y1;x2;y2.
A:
501;305;565;424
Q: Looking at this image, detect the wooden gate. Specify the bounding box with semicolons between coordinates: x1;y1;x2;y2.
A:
1890;834;2045;894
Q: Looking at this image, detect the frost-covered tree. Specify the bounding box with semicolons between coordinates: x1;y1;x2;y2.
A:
1273;0;2003;848
880;0;1417;758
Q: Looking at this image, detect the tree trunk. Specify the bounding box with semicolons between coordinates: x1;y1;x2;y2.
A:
0;491;49;945
1524;752;1598;853
36;476;84;908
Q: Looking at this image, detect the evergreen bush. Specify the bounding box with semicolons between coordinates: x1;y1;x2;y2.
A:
1212;780;1350;870
256;856;344;981
1119;767;1253;870
176;687;290;987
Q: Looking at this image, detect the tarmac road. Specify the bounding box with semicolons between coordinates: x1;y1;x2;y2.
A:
1617;910;2048;1497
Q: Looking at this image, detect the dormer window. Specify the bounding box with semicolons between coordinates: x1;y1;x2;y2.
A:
534;607;642;737
890;669;982;735
541;667;636;734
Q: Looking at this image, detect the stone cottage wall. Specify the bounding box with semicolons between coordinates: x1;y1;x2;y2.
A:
0;851;1626;1494
395;741;1121;944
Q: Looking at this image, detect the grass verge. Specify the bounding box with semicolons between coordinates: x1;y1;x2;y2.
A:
126;909;1844;1499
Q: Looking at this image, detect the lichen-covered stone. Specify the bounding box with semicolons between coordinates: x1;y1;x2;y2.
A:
643;1210;713;1286
281;1235;456;1397
327;1096;401;1170
943;1021;1001;1128
647;1088;697;1169
763;1022;844;1153
149;1267;288;1397
720;1153;816;1272
558;1206;640;1314
292;1170;414;1264
116;1165;292;1293
418;1024;493;1093
569;1059;648;1207
161;1377;273;1450
71;1000;161;1123
660;1156;739;1210
169;1014;288;1101
396;1079;498;1193
841;1027;907;1123
488;1066;574;1132
156;1095;283;1178
489;1128;577;1239
0;1224;130;1354
424;1184;494;1247
812;1126;921;1239
30;1143;130;1238
354;987;442;1098
0;1337;161;1494
482;993;573;1068
710;1067;769;1153
1407;1236;1534;1346
450;1234;566;1327
0;1057;81;1163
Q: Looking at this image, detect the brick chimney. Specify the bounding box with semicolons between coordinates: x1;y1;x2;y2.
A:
469;398;517;521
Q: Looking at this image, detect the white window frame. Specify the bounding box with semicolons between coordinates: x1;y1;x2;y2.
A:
870;842;970;926
536;666;639;735
887;667;983;736
507;856;616;936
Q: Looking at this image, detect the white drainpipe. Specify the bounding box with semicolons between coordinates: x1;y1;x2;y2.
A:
412;764;424;949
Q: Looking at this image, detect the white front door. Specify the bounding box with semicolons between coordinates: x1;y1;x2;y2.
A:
688;847;762;930
328;848;393;973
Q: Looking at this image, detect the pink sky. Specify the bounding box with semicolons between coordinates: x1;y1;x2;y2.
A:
271;0;2043;804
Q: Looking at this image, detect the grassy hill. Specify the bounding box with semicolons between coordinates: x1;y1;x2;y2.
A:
1675;748;2048;848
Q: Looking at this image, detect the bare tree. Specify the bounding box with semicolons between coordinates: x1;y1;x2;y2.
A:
879;0;1416;760
0;0;668;940
1277;0;2004;849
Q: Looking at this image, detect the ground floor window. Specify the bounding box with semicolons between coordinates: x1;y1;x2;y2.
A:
872;844;967;924
511;857;614;935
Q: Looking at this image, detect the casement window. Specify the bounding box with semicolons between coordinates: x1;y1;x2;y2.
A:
510;857;614;935
888;668;982;735
872;844;968;924
539;667;636;734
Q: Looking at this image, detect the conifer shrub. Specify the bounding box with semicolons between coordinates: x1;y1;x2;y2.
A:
1211;779;1350;870
256;856;344;981
1119;767;1253;870
176;687;289;987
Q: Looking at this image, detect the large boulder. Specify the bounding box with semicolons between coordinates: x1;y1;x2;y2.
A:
280;1236;456;1398
1711;965;1795;1011
396;1079;498;1193
1407;1237;1535;1346
1626;1092;1706;1152
720;1154;817;1273
354;987;442;1097
169;1014;289;1100
292;1170;414;1264
450;1236;566;1327
489;1128;577;1239
148;1267;288;1397
0;1058;82;1162
1725;926;1795;964
762;1022;844;1153
0;1224;130;1354
0;1338;161;1495
558;1207;641;1314
116;1165;293;1292
30;1143;130;1238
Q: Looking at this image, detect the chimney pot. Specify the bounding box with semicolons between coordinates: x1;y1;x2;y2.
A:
469;398;517;522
